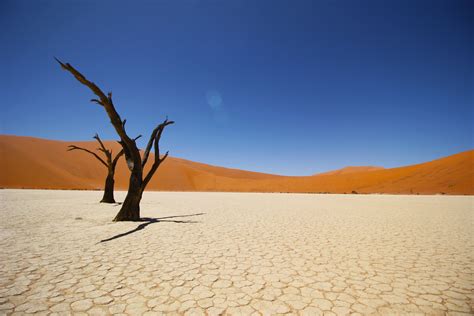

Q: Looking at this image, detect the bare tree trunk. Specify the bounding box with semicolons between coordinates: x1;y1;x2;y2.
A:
57;59;173;221
101;171;116;203
68;134;123;203
114;170;142;221
68;134;123;204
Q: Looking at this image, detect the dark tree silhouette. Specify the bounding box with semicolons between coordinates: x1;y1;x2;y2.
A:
57;58;174;221
67;134;123;203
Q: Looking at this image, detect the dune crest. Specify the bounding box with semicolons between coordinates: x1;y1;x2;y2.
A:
0;135;472;195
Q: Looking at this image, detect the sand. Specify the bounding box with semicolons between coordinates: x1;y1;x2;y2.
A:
1;189;473;315
1;135;473;195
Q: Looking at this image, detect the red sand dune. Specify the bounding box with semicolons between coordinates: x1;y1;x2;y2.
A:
0;135;472;195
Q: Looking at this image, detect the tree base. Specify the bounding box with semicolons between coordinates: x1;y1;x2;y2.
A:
101;174;116;204
113;191;141;221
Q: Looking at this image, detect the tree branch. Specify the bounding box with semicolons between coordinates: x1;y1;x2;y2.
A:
141;127;159;168
160;151;169;163
142;119;174;189
112;149;124;169
55;57;109;107
67;145;108;168
93;133;112;160
90;99;103;105
142;118;174;168
55;58;141;167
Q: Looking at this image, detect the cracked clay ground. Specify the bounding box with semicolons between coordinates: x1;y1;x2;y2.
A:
0;190;473;315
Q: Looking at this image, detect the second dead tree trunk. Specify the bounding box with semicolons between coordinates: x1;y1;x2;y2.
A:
68;134;123;203
57;58;174;221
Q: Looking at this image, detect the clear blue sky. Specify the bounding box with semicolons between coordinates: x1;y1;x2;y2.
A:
1;0;472;175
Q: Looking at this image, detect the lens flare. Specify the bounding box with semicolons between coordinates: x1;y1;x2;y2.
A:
206;90;222;109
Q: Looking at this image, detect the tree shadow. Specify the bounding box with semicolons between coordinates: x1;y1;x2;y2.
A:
99;213;204;243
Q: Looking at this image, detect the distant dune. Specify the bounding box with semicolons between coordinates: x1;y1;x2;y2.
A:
314;166;384;176
0;135;472;195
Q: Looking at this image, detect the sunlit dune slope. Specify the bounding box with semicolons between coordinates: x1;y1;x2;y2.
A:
0;135;472;194
0;135;280;191
315;166;384;176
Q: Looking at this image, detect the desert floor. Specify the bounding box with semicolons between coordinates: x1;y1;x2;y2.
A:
0;190;473;315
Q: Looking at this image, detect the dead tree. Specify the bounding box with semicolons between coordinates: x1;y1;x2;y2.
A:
57;58;174;221
67;134;123;203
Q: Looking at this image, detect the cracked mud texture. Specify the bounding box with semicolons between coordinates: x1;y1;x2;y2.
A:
0;190;472;315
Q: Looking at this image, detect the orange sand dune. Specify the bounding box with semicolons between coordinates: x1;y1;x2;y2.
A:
0;135;472;195
315;166;384;176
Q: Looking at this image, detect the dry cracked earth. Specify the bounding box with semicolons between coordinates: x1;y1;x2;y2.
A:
0;190;473;315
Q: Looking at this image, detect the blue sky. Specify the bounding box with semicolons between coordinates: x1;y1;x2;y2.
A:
1;0;472;175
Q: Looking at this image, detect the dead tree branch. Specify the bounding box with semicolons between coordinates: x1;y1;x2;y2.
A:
67;145;108;167
142;118;174;188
